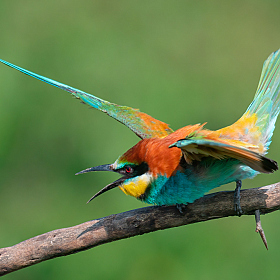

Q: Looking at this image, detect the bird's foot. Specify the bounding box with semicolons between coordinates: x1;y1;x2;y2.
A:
176;203;186;214
234;180;243;216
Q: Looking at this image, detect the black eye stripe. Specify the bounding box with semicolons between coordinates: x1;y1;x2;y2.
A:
136;162;149;175
117;162;149;177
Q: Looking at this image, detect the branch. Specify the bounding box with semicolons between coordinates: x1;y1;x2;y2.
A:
1;182;280;276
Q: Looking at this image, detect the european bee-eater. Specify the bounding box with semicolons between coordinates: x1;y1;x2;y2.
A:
1;50;279;215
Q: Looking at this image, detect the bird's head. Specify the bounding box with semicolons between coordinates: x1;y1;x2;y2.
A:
75;139;153;203
76;137;182;203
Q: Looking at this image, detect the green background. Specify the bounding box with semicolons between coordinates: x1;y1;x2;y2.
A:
1;1;280;279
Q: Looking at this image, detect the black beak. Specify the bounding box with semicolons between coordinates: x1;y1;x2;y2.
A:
75;164;126;203
75;164;113;175
86;177;127;203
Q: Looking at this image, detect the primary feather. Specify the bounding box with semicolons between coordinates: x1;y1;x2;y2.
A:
216;49;280;151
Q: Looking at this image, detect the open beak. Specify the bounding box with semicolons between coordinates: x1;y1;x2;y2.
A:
75;164;126;203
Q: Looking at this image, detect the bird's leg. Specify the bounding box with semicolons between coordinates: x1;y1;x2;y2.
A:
255;209;268;250
176;203;186;214
234;180;243;216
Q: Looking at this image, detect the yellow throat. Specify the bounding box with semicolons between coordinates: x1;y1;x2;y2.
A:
119;173;152;198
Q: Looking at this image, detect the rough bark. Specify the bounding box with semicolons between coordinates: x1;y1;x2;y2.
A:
1;182;280;276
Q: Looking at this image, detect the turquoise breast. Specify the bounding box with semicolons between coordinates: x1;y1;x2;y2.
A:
140;158;258;205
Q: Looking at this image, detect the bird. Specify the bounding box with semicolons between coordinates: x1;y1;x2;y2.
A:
1;50;279;216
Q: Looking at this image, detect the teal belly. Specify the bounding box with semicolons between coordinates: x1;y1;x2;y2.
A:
141;158;258;206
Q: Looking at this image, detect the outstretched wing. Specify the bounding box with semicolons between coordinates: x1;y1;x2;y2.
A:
170;133;278;173
0;59;173;139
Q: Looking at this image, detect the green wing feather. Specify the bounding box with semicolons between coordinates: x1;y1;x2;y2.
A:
0;59;173;139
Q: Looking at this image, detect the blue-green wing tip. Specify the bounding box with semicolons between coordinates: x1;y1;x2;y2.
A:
0;58;104;110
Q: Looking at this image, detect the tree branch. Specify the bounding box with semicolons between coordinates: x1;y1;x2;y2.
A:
1;182;280;276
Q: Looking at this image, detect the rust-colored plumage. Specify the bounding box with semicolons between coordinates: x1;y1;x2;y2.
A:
120;124;204;177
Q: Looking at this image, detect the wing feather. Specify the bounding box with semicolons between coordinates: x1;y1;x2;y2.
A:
170;134;278;173
0;59;173;139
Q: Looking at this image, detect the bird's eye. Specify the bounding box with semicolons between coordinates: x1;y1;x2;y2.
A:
125;166;133;174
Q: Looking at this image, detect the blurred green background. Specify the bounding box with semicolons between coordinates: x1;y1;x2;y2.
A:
1;0;280;279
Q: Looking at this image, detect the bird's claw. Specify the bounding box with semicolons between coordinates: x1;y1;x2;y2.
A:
234;201;243;217
176;203;186;214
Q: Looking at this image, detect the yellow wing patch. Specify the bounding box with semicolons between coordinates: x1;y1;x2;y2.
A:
214;112;265;153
